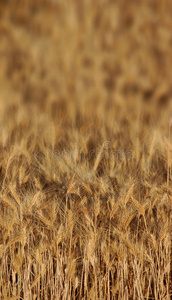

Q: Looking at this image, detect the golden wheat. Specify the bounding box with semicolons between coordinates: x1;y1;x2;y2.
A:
0;0;172;299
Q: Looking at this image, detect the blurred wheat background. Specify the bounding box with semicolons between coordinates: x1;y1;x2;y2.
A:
0;0;172;299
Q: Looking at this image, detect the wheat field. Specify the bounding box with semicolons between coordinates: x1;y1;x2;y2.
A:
0;0;172;299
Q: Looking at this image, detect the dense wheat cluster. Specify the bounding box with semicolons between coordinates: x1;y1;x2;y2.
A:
0;0;172;299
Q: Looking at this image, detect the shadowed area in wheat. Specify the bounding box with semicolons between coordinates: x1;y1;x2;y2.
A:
0;0;172;299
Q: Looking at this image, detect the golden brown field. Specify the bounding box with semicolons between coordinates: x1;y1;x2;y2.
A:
0;0;172;299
